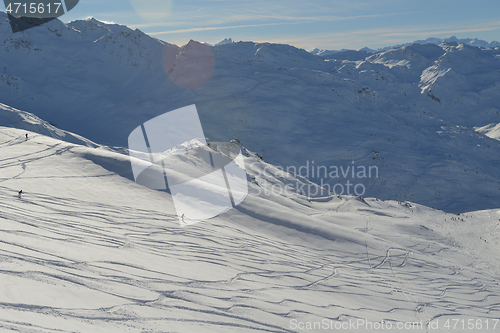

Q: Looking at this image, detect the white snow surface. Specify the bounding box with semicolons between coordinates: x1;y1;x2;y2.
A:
475;123;500;141
1;116;500;332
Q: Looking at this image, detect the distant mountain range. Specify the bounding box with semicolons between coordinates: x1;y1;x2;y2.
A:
1;12;500;212
309;36;500;56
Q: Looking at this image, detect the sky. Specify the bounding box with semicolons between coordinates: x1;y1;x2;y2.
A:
48;0;500;50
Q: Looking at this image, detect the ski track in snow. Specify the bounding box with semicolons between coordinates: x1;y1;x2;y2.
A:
0;128;499;332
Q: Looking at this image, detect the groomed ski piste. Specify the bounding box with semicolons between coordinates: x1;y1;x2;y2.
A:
1;104;500;332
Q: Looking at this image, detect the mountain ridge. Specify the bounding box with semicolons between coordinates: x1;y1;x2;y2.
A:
0;14;499;212
309;35;500;56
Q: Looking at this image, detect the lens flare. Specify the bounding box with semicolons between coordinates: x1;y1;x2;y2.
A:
162;40;215;89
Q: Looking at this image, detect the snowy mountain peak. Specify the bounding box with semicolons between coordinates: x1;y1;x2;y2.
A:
215;38;233;46
68;17;133;42
358;46;374;52
423;35;500;48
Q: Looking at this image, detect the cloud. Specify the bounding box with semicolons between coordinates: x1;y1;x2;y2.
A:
144;10;426;35
149;22;293;35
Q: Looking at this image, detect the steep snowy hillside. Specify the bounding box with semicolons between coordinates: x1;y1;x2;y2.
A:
0;13;499;213
0;103;97;147
1;121;500;332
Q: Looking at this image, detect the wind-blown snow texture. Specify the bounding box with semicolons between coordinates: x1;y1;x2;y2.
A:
1;123;500;332
0;13;499;214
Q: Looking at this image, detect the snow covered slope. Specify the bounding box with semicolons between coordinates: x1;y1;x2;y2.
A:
0;103;97;147
1;122;500;332
0;13;499;213
476;123;500;141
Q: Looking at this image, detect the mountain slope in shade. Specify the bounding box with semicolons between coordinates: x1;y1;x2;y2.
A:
0;14;499;212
